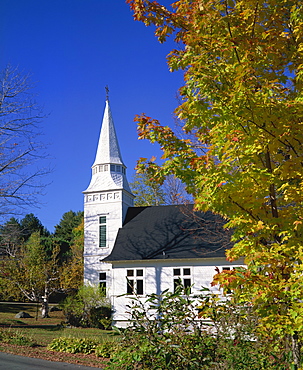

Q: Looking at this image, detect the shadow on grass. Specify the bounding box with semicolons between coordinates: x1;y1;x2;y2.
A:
41;325;63;331
0;302;40;314
7;319;26;324
0;323;63;330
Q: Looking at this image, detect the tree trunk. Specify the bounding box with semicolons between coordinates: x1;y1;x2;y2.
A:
292;331;301;370
41;285;49;318
41;298;49;318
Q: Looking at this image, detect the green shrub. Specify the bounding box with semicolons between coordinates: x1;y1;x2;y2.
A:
95;340;120;358
107;288;294;370
108;287;218;370
0;328;36;347
47;336;121;358
90;306;112;329
47;337;98;354
61;285;112;329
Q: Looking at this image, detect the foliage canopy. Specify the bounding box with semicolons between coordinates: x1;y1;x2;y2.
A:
127;0;303;359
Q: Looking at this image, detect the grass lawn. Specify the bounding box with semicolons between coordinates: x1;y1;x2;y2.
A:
0;302;115;368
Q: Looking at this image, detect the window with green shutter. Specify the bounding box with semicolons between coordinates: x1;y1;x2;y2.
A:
99;216;106;247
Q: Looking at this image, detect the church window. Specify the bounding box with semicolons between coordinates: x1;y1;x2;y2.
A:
99;216;107;248
136;279;143;295
116;165;121;172
127;279;134;294
99;165;104;172
173;268;192;294
99;272;106;296
104;165;108;171
110;164;115;172
122;167;126;174
126;269;144;295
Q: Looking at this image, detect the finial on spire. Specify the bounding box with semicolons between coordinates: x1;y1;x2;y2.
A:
105;85;109;101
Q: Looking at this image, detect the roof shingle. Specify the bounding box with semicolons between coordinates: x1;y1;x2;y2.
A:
103;205;232;262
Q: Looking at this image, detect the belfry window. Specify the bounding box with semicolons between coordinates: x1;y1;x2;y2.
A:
99;216;106;248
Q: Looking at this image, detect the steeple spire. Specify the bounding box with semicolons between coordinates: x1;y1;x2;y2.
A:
105;85;109;102
84;96;132;194
92;99;124;167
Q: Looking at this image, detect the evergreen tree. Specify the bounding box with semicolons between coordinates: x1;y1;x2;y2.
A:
20;213;49;242
54;210;83;262
0;217;22;257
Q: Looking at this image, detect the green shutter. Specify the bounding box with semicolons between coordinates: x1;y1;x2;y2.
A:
99;225;106;247
99;216;106;224
99;216;106;248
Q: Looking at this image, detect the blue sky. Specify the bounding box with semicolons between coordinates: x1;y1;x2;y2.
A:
0;0;183;231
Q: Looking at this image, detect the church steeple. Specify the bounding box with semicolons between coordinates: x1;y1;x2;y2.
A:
83;93;134;289
84;96;132;194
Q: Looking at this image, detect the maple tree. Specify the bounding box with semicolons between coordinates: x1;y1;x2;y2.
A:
127;0;303;365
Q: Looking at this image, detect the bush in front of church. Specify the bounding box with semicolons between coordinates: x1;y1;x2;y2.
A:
61;285;112;329
107;287;291;370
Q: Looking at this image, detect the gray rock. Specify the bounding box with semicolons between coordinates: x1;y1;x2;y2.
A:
15;311;33;318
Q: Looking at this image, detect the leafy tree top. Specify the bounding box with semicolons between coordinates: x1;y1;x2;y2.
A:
127;0;303;344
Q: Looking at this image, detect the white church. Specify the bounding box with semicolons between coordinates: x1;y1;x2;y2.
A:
83;97;244;327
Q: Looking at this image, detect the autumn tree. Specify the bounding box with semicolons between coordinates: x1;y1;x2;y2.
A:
0;231;60;317
128;0;303;366
0;65;47;219
60;219;84;292
0;211;84;312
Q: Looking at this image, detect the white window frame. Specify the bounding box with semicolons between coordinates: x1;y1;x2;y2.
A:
126;268;144;295
173;267;192;293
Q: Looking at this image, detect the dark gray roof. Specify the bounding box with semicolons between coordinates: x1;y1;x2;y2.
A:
103;205;232;262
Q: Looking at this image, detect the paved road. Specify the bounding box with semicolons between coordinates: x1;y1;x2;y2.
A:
0;352;96;369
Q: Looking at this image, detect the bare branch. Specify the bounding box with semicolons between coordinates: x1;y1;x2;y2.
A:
0;65;49;219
